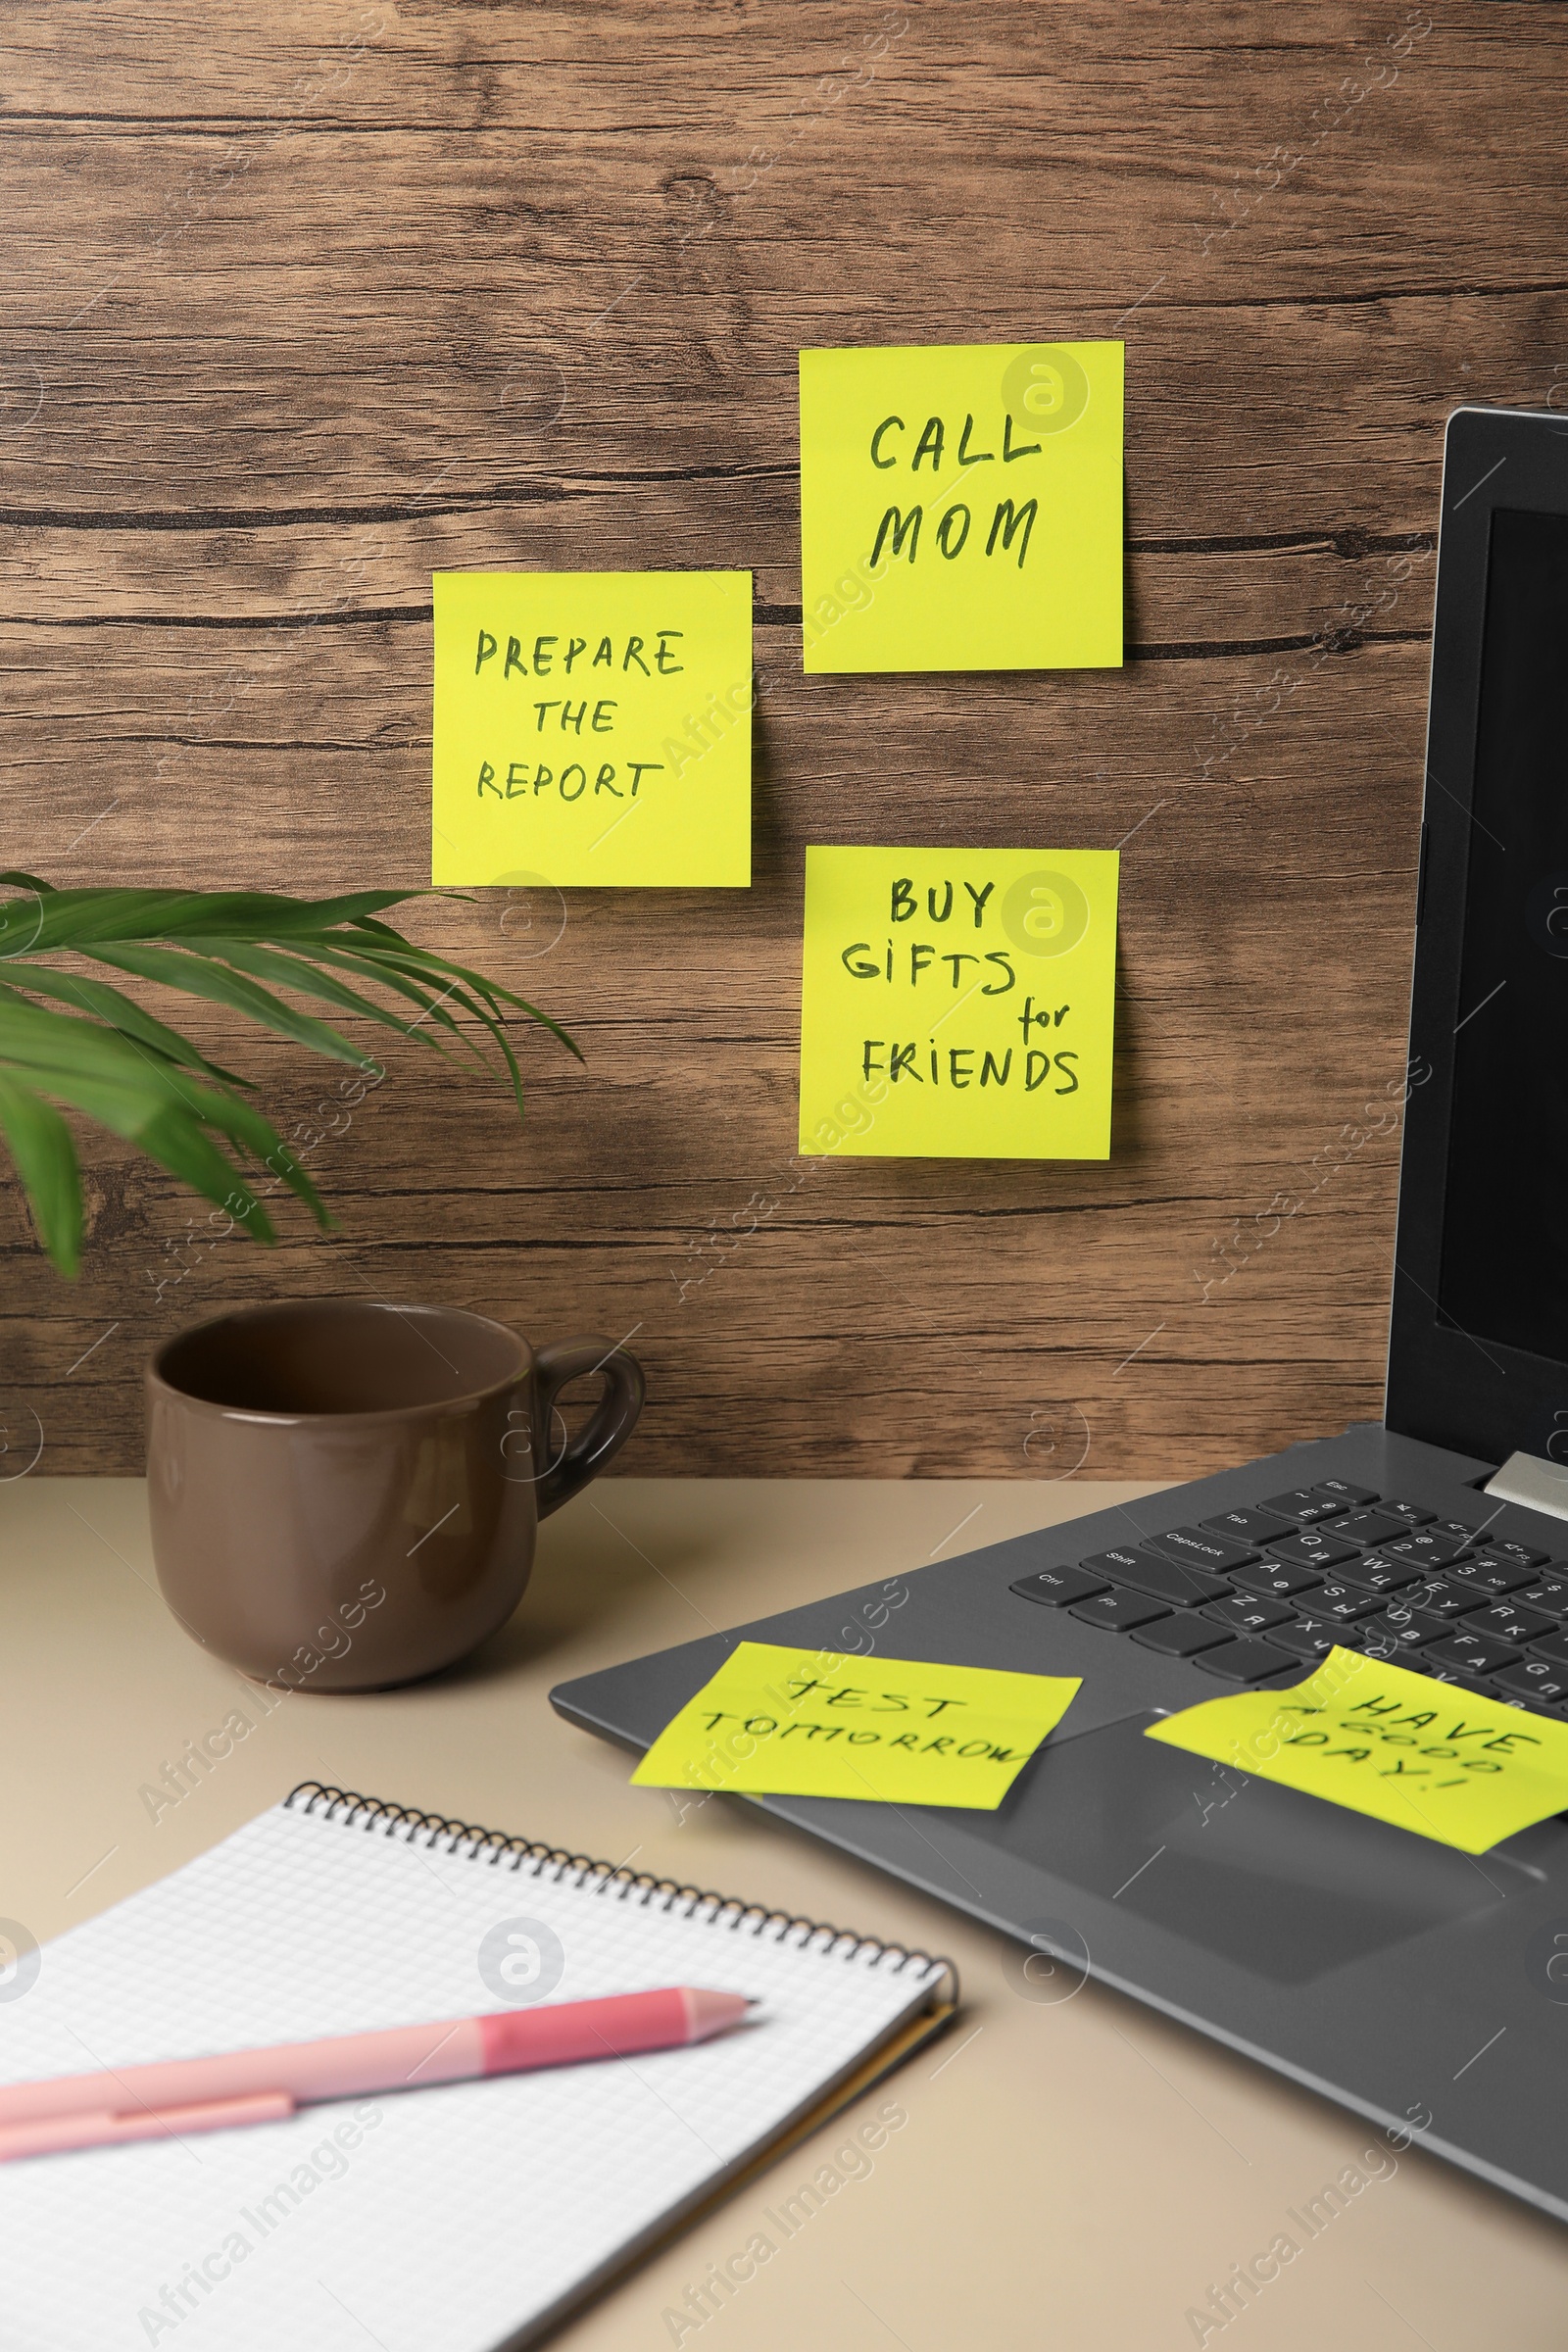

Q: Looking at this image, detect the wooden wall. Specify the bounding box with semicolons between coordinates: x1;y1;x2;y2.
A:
3;2;1564;1479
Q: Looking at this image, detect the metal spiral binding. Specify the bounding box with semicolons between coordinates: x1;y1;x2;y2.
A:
285;1780;952;1984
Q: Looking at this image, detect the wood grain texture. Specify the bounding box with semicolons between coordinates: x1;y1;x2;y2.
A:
1;1;1563;1478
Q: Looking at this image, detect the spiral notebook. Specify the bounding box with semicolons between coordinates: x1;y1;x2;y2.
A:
0;1783;956;2351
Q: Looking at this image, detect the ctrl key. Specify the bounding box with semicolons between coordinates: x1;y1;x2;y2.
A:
1010;1566;1110;1608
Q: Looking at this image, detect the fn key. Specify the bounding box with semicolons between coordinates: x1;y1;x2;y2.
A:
1069;1590;1171;1633
1010;1566;1110;1608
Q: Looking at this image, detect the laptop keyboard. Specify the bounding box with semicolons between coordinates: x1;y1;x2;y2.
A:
1010;1480;1568;1721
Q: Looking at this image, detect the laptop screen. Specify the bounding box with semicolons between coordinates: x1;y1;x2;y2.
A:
1436;505;1568;1361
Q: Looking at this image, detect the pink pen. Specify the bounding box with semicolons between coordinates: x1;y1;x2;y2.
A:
0;1986;752;2163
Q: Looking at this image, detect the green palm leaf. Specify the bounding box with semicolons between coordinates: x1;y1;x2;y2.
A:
0;1071;83;1276
88;942;368;1068
0;995;329;1238
0;964;249;1086
0;877;573;1278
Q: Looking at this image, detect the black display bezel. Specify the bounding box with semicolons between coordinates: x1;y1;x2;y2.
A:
1386;404;1568;1464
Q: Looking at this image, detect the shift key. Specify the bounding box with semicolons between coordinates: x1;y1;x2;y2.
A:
1081;1544;1231;1608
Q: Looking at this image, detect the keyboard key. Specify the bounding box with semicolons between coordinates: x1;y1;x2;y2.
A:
1526;1628;1568;1667
1444;1552;1541;1598
1081;1547;1231;1608
1400;1575;1487;1619
1191;1638;1300;1684
1520;1573;1568;1616
1331;1552;1425;1596
1311;1582;1388;1623
1201;1593;1294;1637
1467;1599;1558;1646
1264;1529;1359;1572
1230;1558;1324;1601
1478;1538;1551;1571
1357;1621;1413;1662
1310;1479;1379;1506
1069;1590;1170;1633
1422;1668;1499;1700
1380;1592;1466;1635
1422;1633;1523;1677
1357;1607;1451;1653
1130;1612;1235;1658
1010;1566;1110;1607
1148;1525;1259;1573
1378;1530;1477;1570
1261;1489;1349;1524
1379;1499;1436;1526
1200;1506;1296;1545
1332;1509;1418;1550
1079;1544;1150;1578
1494;1659;1568;1705
1267;1617;1351;1658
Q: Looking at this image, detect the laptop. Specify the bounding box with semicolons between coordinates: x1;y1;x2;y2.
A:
553;404;1568;2220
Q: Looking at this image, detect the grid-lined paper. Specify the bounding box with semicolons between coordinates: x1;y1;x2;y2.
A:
0;1795;946;2351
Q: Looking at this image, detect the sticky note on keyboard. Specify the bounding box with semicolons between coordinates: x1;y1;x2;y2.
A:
798;845;1118;1158
1146;1646;1568;1853
631;1641;1080;1809
799;341;1123;673
432;570;753;887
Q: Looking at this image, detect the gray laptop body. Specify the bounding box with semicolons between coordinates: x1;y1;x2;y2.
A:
553;408;1568;2221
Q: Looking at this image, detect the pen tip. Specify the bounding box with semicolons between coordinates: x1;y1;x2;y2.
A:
683;1988;756;2041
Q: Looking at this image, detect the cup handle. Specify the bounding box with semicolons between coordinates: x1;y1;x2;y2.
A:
531;1336;646;1519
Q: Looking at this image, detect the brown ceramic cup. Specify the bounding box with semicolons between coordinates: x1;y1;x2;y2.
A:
145;1300;644;1691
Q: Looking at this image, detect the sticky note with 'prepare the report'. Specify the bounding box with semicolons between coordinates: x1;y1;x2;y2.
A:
431;570;753;888
798;846;1118;1159
630;1642;1081;1809
1146;1646;1568;1854
799;341;1123;673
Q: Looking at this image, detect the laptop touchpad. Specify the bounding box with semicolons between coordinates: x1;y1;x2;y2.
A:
984;1714;1518;1984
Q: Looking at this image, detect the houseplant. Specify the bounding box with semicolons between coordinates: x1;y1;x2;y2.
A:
0;873;574;1276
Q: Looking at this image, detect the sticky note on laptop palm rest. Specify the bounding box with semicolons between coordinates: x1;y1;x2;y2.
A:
431;568;753;887
631;1641;1081;1808
1146;1646;1568;1853
798;340;1123;672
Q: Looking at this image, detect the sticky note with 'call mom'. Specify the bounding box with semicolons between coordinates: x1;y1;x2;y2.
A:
431;569;753;888
799;340;1123;673
630;1641;1081;1809
1147;1646;1568;1853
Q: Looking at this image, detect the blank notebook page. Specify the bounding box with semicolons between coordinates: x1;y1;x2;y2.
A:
0;1792;947;2351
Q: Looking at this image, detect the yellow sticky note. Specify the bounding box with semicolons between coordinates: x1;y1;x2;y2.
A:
799;341;1123;673
431;570;753;887
798;846;1118;1159
1146;1646;1568;1854
630;1641;1080;1810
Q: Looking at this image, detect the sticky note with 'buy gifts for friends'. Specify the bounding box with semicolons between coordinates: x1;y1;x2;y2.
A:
799;846;1118;1159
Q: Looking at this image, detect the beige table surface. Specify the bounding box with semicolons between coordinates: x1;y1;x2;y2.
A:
3;1475;1565;2350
